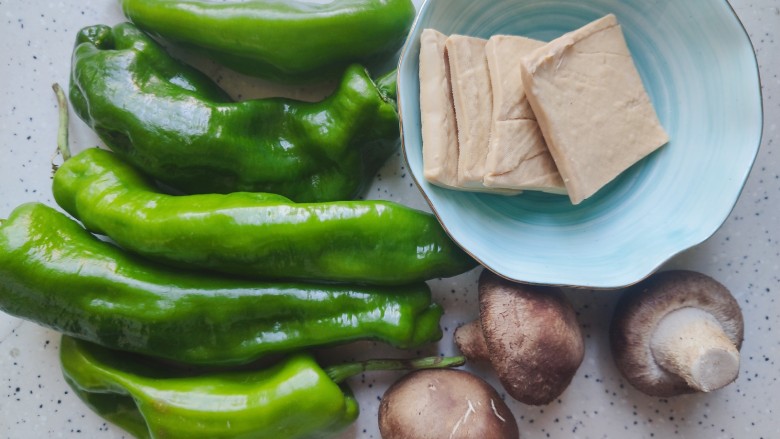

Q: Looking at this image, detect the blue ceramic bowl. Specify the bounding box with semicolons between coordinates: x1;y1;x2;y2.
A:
398;0;762;288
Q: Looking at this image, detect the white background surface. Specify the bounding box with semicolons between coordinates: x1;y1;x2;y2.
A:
1;1;778;438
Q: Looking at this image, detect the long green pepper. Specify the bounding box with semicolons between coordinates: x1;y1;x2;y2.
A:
120;0;416;82
53;147;475;284
0;203;443;366
69;23;400;202
61;336;465;439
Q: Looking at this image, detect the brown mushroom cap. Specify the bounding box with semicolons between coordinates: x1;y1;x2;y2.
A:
477;270;585;406
378;368;520;439
610;270;744;397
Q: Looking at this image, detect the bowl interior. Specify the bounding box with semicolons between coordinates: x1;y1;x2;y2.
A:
398;0;762;288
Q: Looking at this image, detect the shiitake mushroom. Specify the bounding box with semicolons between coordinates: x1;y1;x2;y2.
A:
610;270;744;396
454;269;585;405
378;368;519;439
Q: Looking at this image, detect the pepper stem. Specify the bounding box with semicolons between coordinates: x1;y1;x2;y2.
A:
375;69;398;101
51;83;71;170
325;355;465;384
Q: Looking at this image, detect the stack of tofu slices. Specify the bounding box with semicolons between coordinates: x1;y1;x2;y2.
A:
419;14;669;205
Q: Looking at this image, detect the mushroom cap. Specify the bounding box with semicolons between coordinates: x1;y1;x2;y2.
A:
378;368;520;439
479;270;585;405
609;270;744;397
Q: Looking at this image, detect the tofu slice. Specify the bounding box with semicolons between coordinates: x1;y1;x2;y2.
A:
484;120;567;193
521;14;669;204
486;35;541;121
446;35;493;189
483;35;567;194
419;28;460;188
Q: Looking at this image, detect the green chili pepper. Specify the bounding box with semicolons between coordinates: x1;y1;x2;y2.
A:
69;22;400;202
61;335;465;439
52;84;474;285
0;203;443;366
119;0;416;82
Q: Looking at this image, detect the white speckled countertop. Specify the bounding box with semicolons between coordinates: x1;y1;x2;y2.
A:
0;1;778;438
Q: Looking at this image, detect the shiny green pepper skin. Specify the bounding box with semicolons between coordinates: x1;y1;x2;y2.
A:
52;148;476;285
60;336;359;439
0;203;443;366
120;0;416;82
69;23;400;202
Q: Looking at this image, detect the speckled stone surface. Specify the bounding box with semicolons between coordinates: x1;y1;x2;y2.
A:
0;1;778;438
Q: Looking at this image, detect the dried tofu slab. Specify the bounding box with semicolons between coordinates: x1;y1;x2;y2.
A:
420;28;460;188
483;35;566;194
446;35;493;189
521;14;669;204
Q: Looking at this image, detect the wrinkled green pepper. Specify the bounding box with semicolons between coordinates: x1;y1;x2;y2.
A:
61;336;464;439
120;0;416;82
0;203;443;366
61;337;357;439
69;23;400;202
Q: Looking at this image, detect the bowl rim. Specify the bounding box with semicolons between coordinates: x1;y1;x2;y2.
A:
395;0;764;289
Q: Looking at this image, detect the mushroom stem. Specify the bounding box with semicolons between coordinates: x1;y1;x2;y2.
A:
650;307;740;392
453;320;490;361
